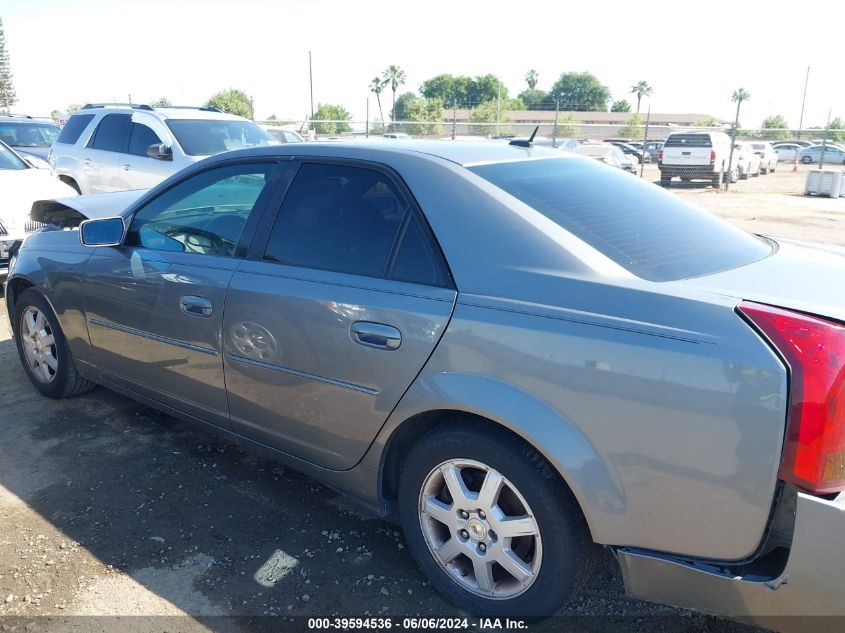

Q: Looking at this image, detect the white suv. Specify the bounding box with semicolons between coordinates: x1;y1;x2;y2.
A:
49;104;277;194
657;131;734;187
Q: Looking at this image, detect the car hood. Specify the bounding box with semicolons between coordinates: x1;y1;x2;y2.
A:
681;238;845;323
31;189;147;227
0;168;78;230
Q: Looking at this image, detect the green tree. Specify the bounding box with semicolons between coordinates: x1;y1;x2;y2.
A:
828;117;845;143
206;88;254;119
611;99;632;113
617;113;643;138
471;74;508;104
629;80;652;113
50;109;61;119
392;92;444;135
518;89;550;110
694;116;719;127
554;114;578;138
382;65;406;131
760;114;790;140
150;96;172;107
66;104;80;114
470;100;511;136
725;88;750;191
550;72;611;111
525;69;539;90
0;18;17;112
369;76;387;132
420;73;508;107
312;103;352;135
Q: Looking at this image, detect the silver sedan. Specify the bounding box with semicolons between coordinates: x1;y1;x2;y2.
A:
6;140;845;628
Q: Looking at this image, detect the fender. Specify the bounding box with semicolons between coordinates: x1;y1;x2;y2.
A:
363;370;626;545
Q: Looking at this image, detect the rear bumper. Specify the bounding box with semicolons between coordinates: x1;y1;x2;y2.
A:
658;164;719;179
618;491;845;632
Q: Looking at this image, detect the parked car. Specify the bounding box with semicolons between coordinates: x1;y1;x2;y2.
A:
749;142;778;174
383;132;411;139
608;141;651;164
0;140;77;277
0;115;61;161
261;124;305;143
573;142;636;173
798;144;845;165
772;139;815;148
733;142;762;179
7;140;845;630
48;103;278;194
657;131;733;186
636;140;663;162
772;142;805;162
554;138;583;151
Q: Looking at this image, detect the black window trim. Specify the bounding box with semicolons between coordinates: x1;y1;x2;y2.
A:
121;156;290;259
54;113;96;145
247;156;455;290
87;113;133;153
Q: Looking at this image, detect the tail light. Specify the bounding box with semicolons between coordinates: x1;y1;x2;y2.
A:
710;150;716;163
657;149;663;162
739;302;845;494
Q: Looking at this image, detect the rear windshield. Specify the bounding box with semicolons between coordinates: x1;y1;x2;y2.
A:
467;158;772;282
663;134;712;148
166;119;275;156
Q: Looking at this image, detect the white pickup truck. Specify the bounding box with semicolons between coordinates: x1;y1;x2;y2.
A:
658;131;734;187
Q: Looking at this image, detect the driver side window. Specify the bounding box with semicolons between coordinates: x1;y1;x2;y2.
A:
126;162;277;257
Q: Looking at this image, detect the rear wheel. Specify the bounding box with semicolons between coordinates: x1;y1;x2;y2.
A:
12;289;95;399
398;423;590;619
711;170;724;188
802;156;813;164
660;175;672;187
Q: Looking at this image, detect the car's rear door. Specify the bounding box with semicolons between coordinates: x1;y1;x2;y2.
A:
83;158;285;424
222;160;456;469
83;113;130;193
117;116;175;190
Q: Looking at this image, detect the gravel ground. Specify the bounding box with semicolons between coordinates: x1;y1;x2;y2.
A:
1;169;840;632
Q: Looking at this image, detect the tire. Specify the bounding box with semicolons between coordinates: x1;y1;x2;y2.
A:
761;166;768;175
753;165;760;177
711;170;724;188
660;176;671;187
398;422;591;620
729;167;739;183
12;288;96;399
740;167;749;180
802;156;813;164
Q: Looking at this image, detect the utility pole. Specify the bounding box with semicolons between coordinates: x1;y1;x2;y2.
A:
725;98;743;192
451;99;457;140
552;99;559;147
495;84;501;137
308;51;314;123
365;98;369;138
640;104;651;179
819;109;831;169
797;66;810;139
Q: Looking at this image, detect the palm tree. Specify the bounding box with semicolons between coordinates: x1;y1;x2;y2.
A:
525;69;539;90
629;80;653;113
725;88;751;191
382;65;406;131
369;77;386;131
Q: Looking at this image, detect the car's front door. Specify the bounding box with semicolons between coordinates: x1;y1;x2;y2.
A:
222;161;457;469
83;159;283;423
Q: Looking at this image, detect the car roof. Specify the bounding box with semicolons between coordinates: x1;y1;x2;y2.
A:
214;139;565;167
76;106;249;122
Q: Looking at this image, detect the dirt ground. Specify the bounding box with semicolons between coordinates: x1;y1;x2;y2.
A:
1;169;840;632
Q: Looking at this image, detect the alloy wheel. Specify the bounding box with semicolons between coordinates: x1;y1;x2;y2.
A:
20;306;58;383
417;459;542;600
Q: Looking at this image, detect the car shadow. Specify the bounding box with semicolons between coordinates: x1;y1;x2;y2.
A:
0;334;766;632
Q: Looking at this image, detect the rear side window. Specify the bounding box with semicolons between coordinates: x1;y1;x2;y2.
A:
55;114;95;144
663;134;712;148
389;215;451;287
263;163;408;279
128;123;163;156
89;114;131;152
468;158;772;282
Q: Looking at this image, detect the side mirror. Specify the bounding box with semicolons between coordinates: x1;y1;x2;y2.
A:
146;143;173;161
79;217;125;247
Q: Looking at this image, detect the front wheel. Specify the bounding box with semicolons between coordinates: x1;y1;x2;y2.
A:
802;156;813;164
12;289;96;398
398;423;591;619
711;170;724;188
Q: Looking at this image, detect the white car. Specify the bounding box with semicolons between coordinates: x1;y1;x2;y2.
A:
732;142;761;179
0;140;77;276
749;142;778;174
658;131;734;187
772;143;805;162
261;124;305;143
49;103;278;194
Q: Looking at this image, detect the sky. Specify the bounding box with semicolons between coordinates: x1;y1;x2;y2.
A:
3;0;844;129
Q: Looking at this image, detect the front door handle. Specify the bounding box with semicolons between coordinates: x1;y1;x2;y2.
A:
350;321;401;350
180;295;213;318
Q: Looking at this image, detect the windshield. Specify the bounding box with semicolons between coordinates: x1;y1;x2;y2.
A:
166;119;275;156
0;142;29;170
468;157;772;282
0;122;60;147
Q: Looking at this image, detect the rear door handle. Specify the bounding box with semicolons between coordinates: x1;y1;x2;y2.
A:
350;321;401;350
180;295;213;318
122;163;132;171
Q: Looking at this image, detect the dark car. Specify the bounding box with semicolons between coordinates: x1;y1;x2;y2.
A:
0;115;61;161
608;141;651;164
